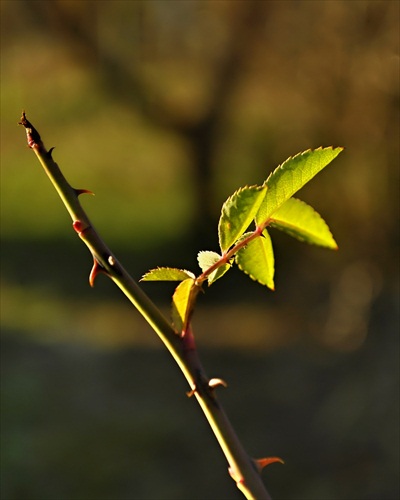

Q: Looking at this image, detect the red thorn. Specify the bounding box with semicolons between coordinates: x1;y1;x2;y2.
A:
75;188;95;197
186;388;196;398
89;258;106;287
255;457;285;472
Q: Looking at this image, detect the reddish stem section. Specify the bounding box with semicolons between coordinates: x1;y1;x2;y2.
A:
19;112;43;150
72;220;85;235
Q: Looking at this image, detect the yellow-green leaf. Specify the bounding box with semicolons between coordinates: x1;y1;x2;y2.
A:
197;250;231;285
197;251;221;272
141;267;195;281
207;263;231;286
236;230;275;290
256;147;343;225
171;278;197;333
271;198;338;249
219;185;267;252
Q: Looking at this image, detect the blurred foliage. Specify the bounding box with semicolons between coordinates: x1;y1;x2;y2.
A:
1;1;399;499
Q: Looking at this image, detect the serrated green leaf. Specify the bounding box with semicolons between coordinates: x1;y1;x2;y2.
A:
236;230;275;290
270;197;338;249
207;263;231;285
197;251;221;272
219;185;267;252
197;250;231;285
141;267;195;281
256;147;343;225
171;278;196;333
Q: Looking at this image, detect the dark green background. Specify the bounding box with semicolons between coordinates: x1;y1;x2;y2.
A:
1;1;399;499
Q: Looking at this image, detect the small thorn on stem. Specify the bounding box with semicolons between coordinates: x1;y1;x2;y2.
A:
254;457;285;473
186;386;196;398
208;378;228;390
75;188;95;197
89;258;107;287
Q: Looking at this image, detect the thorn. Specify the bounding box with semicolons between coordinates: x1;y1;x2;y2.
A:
254;457;285;473
89;258;107;287
186;377;200;398
186;388;196;398
208;378;228;390
47;147;55;158
75;188;95;197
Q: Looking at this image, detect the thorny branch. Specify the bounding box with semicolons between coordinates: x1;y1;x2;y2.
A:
19;112;282;500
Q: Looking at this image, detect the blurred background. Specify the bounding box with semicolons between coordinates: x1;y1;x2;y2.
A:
1;1;399;499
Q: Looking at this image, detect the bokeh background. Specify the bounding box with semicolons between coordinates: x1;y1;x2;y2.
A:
1;1;399;499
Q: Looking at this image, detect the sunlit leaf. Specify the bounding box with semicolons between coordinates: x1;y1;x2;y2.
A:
141;267;195;281
271;198;338;249
236;230;275;290
197;251;221;272
197;250;231;285
171;278;197;333
219;185;267;252
256;147;343;225
207;264;231;285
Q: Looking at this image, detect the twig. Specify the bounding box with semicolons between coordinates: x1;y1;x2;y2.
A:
19;112;280;500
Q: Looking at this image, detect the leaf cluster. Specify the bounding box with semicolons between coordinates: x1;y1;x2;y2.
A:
141;147;343;333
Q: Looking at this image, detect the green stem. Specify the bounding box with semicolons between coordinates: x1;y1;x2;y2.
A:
19;113;275;500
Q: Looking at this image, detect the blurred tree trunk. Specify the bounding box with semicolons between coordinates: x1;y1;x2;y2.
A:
24;0;271;247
